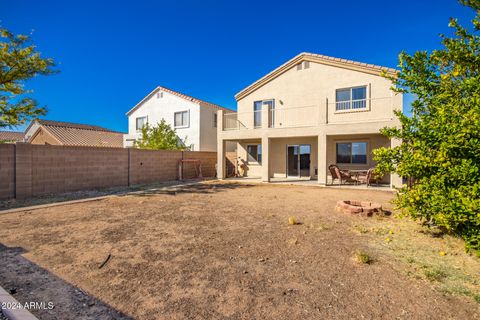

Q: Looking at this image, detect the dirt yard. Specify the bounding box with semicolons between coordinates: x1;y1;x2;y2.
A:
0;182;479;319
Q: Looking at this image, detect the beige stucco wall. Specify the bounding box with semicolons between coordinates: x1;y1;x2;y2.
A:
235;60;401;128
237;140;262;177
29;128;61;145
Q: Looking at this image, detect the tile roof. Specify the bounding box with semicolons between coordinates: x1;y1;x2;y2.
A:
36;119;120;132
29;119;124;148
0;131;24;142
235;52;398;101
126;86;234;116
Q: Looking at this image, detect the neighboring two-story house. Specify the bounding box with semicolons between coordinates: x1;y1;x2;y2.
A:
124;86;233;151
217;52;402;188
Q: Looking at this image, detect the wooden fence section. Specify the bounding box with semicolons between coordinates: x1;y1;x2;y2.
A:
0;143;217;200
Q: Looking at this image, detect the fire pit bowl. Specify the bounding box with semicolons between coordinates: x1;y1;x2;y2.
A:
335;200;383;217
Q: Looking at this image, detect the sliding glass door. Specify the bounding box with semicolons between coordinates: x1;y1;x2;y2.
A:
287;144;311;178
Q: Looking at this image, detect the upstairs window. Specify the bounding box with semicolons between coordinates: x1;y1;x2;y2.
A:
253;101;262;128
174;111;189;128
335;86;367;111
136;117;147;131
213;113;217;128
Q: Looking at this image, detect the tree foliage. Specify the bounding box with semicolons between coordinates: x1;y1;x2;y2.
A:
0;27;56;128
134;120;188;150
373;1;480;254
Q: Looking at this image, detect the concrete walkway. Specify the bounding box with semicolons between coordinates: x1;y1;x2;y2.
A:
224;177;393;191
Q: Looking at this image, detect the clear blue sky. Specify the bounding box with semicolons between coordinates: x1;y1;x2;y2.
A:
2;0;476;132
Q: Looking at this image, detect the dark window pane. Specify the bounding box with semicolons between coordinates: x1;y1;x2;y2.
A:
257;144;262;164
352;86;366;100
352;142;367;164
247;145;259;163
336;143;351;163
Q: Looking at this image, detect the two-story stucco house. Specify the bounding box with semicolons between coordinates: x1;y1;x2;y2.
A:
217;52;402;188
124;86;233;151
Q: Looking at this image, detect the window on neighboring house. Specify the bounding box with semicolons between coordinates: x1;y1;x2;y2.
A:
174;110;189;128
136;116;147;131
213;113;217;128
335;86;367;111
336;142;368;164
247;144;262;164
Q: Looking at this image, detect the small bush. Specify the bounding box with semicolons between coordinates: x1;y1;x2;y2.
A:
288;216;298;225
354;250;373;264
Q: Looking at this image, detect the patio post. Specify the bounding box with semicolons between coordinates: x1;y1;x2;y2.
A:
317;133;327;185
217;110;225;179
390;137;402;188
261;136;270;182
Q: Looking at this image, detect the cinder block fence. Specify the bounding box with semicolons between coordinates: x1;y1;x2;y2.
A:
0;143;217;200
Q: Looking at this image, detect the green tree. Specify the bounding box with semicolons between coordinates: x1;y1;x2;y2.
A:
0;27;56;128
373;0;480;254
134;120;188;150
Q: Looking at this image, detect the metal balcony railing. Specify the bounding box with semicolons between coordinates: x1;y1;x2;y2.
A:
222;96;398;130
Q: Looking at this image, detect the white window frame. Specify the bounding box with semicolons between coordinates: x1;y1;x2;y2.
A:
174;110;190;128
253;99;274;128
136;116;147;132
335;85;369;113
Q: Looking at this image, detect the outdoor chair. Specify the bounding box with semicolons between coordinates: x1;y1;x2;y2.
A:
328;164;358;185
357;168;378;187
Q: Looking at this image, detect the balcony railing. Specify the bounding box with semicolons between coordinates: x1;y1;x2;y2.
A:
222;96;397;130
223;105;320;130
268;105;319;128
335;98;367;111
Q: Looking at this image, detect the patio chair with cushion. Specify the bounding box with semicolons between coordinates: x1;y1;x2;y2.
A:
357;168;380;187
328;164;358;185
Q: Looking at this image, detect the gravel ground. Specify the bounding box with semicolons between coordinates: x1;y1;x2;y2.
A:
0;182;478;319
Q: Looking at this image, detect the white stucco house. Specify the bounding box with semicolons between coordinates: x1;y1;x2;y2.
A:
124;86;234;151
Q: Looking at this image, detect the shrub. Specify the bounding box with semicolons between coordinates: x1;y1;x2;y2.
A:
374;0;480;254
354;250;373;264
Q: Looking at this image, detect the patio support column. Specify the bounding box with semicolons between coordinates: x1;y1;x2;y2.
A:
261;136;270;182
390;137;402;189
217;110;225;179
317;133;327;185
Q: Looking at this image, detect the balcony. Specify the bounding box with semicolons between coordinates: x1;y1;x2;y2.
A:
223;105;321;131
222;96;398;131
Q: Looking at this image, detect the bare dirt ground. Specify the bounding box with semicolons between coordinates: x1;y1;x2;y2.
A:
0;182;479;319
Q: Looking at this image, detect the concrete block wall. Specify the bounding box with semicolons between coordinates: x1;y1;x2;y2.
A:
183;151;217;178
0;144;15;199
129;149;183;185
31;145;129;196
0;143;217;200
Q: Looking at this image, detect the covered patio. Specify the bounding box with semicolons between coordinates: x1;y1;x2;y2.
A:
219;133;399;189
